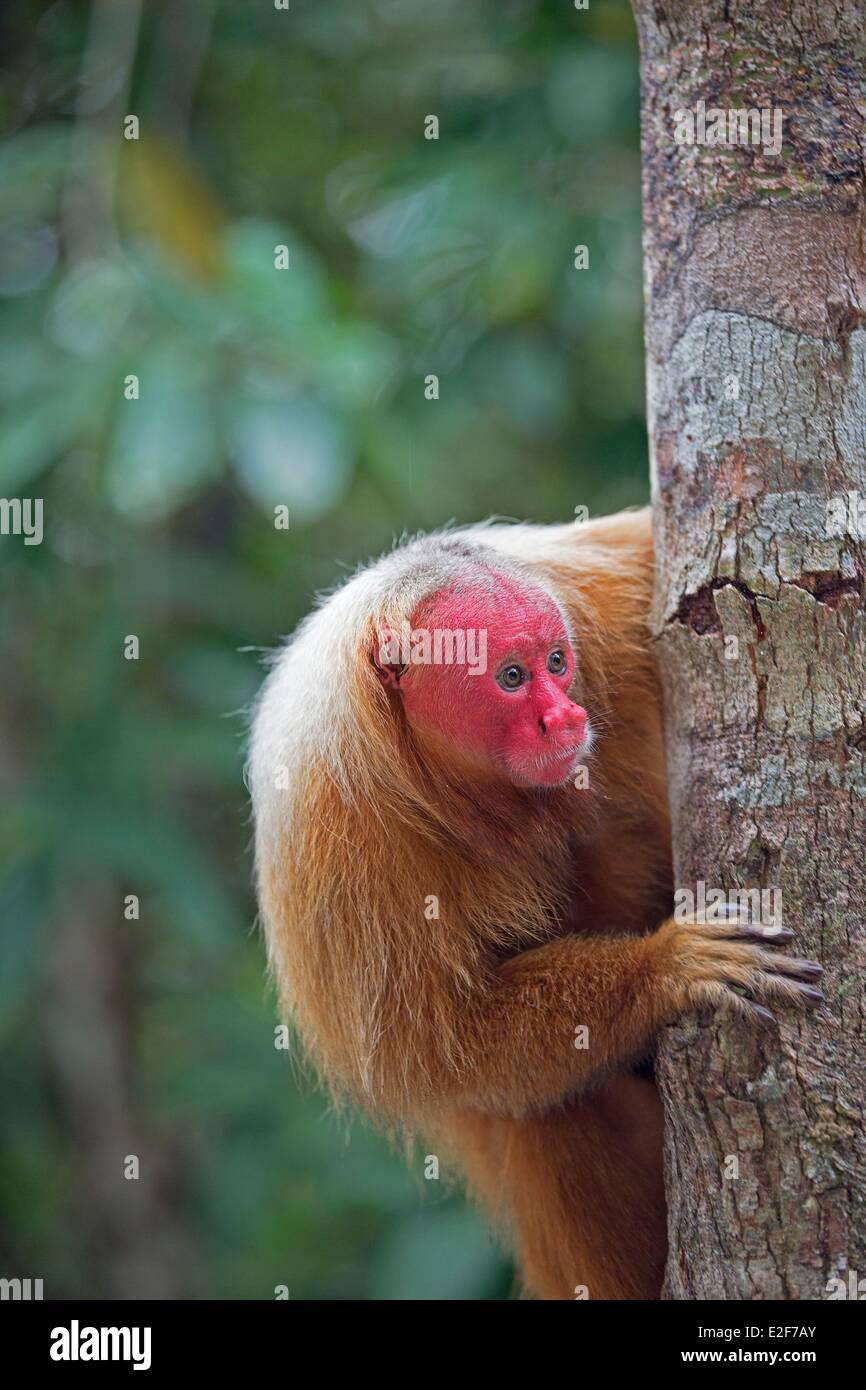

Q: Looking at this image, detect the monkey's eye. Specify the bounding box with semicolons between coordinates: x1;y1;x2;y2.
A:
497;664;526;691
547;649;567;675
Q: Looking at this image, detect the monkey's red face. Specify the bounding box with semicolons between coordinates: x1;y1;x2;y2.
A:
380;578;591;788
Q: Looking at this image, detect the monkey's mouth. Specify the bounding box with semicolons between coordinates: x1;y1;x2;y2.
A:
512;721;594;786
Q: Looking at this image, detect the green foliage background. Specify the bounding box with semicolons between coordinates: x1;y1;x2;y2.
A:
0;0;647;1299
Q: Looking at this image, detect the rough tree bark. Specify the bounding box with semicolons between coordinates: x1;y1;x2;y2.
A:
630;1;866;1298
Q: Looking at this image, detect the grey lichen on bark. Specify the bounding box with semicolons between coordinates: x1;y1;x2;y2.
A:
630;1;866;1297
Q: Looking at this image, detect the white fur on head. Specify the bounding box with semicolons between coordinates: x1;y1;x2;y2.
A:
247;523;578;871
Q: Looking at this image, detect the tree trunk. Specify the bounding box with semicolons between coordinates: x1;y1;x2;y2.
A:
630;0;866;1298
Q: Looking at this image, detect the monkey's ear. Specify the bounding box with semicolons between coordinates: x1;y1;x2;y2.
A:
374;661;405;688
372;627;406;687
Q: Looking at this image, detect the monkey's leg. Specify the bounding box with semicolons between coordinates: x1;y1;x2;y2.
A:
444;1076;666;1300
514;1078;667;1300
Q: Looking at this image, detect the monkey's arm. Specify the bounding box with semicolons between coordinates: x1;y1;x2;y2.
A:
443;918;822;1118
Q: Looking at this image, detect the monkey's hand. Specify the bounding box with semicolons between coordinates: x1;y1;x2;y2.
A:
655;908;824;1026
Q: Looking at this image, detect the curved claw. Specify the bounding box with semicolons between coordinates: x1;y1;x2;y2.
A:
743;925;794;942
788;959;823;978
797;984;825;1003
748;1002;777;1026
766;956;824;981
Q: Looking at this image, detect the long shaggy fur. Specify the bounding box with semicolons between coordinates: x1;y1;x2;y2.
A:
249;507;673;1298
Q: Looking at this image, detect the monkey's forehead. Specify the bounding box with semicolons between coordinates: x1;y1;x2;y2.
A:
411;576;569;645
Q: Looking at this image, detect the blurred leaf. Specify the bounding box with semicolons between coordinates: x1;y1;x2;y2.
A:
106;345;220;519
0;124;71;218
46;257;139;357
0;384;103;491
230;395;351;520
222;219;329;329
0;218;58;296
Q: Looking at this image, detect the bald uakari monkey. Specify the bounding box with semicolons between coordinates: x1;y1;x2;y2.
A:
248;506;823;1300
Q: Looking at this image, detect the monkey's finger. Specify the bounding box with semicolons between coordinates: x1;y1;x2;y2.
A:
714;986;776;1025
725;923;794;943
745;1000;777;1026
757;953;823;980
694;916;795;943
694;943;822;983
752;973;825;1006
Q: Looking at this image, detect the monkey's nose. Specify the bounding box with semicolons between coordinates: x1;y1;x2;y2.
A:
540;703;587;740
